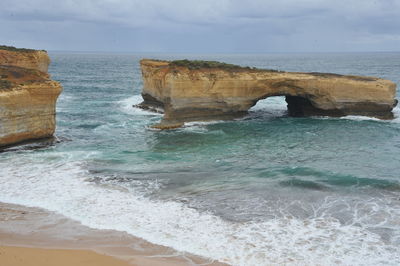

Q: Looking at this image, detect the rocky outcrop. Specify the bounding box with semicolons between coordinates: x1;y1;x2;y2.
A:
0;45;50;73
139;59;397;129
0;46;62;147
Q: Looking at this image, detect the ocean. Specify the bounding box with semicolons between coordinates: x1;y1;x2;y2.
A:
1;52;400;265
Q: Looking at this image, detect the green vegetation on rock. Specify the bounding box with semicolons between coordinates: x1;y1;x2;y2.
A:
169;59;281;72
0;45;44;53
170;59;248;70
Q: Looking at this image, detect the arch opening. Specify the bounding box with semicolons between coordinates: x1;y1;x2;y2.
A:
250;94;343;118
285;95;343;117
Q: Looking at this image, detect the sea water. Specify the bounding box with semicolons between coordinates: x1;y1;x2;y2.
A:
0;52;400;265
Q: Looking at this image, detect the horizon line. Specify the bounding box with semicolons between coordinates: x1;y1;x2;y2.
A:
46;50;400;55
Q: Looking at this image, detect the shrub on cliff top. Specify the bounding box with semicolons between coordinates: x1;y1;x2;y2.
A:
170;59;250;70
169;59;281;72
0;45;44;53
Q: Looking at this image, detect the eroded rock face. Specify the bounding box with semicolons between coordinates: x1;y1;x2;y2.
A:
0;46;62;147
0;46;50;73
139;59;397;128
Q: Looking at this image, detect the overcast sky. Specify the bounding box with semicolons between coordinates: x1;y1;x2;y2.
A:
1;0;399;53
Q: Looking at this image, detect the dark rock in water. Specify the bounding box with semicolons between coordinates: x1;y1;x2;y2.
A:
134;93;164;113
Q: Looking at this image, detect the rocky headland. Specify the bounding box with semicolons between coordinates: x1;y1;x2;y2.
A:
139;59;397;129
0;45;62;147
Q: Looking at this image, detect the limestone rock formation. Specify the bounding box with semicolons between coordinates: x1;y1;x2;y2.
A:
0;46;62;147
139;59;397;129
0;45;50;73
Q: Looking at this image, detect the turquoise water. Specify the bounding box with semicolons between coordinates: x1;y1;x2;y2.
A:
1;52;400;265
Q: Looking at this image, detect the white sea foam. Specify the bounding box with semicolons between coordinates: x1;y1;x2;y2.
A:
182;121;227;133
392;105;400;123
340;105;400;123
118;95;163;116
184;121;226;127
249;96;287;113
0;154;399;266
340;115;382;121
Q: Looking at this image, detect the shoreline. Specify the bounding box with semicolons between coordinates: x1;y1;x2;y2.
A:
0;202;226;266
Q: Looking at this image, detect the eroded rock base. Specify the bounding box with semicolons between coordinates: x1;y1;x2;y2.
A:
286;96;397;119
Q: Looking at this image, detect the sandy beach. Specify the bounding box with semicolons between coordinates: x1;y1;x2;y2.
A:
0;202;226;266
0;246;132;266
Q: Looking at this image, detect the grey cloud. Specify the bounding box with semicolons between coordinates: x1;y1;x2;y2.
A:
0;0;399;52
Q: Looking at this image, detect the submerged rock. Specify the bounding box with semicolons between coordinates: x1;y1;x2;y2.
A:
139;59;397;128
0;45;62;147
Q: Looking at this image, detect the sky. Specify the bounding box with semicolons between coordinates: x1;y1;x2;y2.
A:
1;0;400;53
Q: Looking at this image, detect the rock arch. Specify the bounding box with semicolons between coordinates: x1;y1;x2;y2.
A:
138;59;397;129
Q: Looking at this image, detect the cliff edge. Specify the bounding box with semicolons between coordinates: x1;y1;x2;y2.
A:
0;45;62;147
139;59;397;129
0;45;50;73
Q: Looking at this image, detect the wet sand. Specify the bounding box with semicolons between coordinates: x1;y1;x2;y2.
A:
0;202;226;266
0;246;132;266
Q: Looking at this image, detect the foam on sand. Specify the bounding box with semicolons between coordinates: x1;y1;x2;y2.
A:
0;152;399;266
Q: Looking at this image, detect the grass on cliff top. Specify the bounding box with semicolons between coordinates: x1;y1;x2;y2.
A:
169;59;281;72
170;59;246;70
0;45;45;53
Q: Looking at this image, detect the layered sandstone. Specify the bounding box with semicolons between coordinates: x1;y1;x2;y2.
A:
0;46;62;147
0;45;50;73
139;59;397;129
